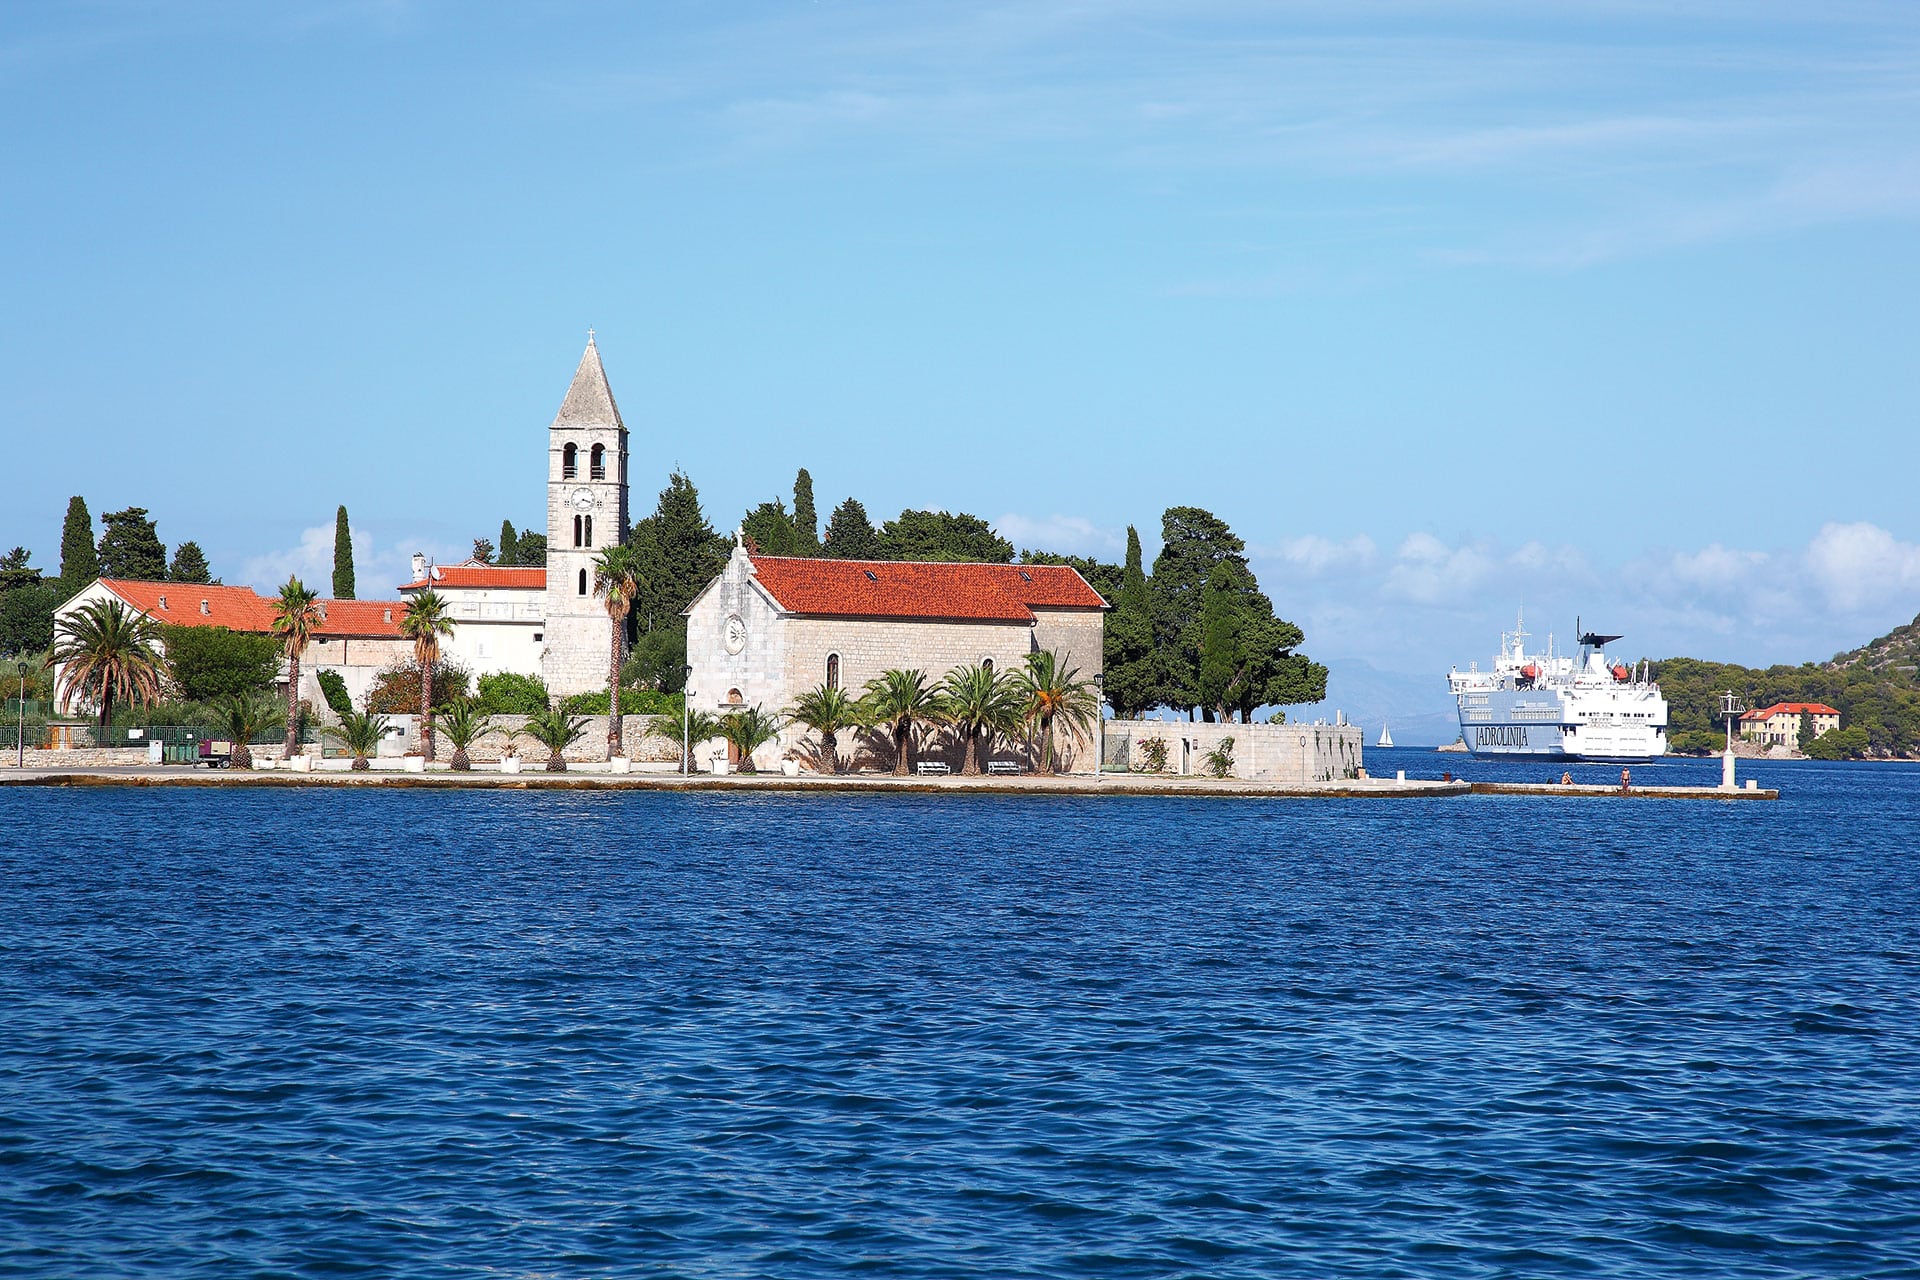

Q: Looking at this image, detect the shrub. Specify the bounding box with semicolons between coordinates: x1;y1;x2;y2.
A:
159;624;280;703
315;669;352;717
474;670;550;716
367;660;472;715
1202;735;1235;778
560;687;685;717
1804;726;1870;760
1666;729;1722;755
1136;737;1170;773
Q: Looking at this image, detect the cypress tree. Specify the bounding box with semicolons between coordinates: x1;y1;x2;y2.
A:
499;519;518;566
58;496;97;589
332;505;356;598
793;469;819;555
820;498;879;559
96;507;166;580
1102;525;1158;719
168;541;212;583
1196;562;1243;723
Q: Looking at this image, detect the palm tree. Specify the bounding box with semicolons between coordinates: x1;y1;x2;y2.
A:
326;707;388;771
786;683;866;773
1015;650;1099;775
215;693;285;770
524;705;587;771
651;709;723;773
399;589;455;762
718;705;783;774
862;668;942;776
435;699;493;772
270;577;323;761
48;596;164;736
593;544;642;757
939;662;1023;775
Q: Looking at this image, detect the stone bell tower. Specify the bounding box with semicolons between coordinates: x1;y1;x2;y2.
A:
541;333;630;698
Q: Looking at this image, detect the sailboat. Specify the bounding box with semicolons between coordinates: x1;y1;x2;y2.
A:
1377;723;1394;748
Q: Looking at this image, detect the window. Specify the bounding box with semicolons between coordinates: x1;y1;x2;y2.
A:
583;514;592;546
533;631;543;642
562;442;578;478
1018;570;1032;582
863;569;878;582
590;443;606;480
573;514;592;548
826;654;840;690
577;568;588;596
981;657;994;674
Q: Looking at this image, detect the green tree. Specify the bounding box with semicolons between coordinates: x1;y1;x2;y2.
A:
326;707;388;770
793;469;820;554
215;692;284;770
1017;550;1122;601
625;626;688;692
514;531;547;565
821;498;879;559
652;709;723;772
435;699;494;771
167;541;212;584
742;498;801;556
315;669;352;716
0;583;59;657
862;668;941;775
593;543;642;756
876;510;1014;562
627;470;729;634
1014;649;1099;774
499;519;518;566
0;547;38;593
523;705;587;771
400;589;456;761
159;624;279;703
1197;563;1246;720
786;682;867;773
475;671;550;716
1150;506;1246;715
1101;526;1158;718
718;705;783;773
270;577;323;760
49;597;165;734
472;538;495;564
939;662;1023;775
58;497;97;591
1797;710;1817;750
96;507;166;581
1805;725;1870;760
332;505;356;598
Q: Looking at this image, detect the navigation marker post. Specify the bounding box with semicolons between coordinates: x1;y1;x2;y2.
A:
1719;691;1745;789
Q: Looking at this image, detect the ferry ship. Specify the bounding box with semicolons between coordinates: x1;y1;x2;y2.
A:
1447;616;1668;760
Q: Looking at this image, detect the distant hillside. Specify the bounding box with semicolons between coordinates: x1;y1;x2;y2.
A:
1649;610;1920;759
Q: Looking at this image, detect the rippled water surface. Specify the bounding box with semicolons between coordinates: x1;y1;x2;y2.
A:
3;763;1918;1277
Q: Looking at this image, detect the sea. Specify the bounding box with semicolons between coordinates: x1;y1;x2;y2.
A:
2;754;1916;1278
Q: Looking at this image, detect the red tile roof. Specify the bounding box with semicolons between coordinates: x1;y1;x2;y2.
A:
1742;702;1841;721
745;557;1105;622
399;564;547;591
99;579;406;638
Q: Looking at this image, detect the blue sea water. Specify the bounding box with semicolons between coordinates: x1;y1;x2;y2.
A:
2;761;1918;1278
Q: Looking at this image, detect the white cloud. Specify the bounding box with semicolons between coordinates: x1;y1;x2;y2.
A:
1804;521;1920;612
995;512;1124;556
1383;532;1496;605
1263;533;1377;575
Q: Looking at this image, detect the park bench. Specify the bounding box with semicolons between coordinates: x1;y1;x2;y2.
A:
914;760;951;776
986;760;1023;775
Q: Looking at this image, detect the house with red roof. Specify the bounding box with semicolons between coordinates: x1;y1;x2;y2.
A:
1740;702;1841;749
52;577;413;714
397;554;548;681
684;539;1107;771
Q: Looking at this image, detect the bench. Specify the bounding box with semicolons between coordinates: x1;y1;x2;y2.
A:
914;760;951;776
986;761;1023;775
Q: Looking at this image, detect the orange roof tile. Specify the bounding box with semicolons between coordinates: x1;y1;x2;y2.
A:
1742;702;1841;720
399;564;547;591
745;557;1105;622
100;579;406;638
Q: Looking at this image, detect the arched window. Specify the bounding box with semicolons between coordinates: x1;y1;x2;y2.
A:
577;568;588;596
583;514;592;546
825;654;840;690
572;515;582;547
981;657;994;674
562;442;578;479
590;443;606;480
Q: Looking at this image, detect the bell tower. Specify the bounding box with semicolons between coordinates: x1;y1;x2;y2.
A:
541;332;630;698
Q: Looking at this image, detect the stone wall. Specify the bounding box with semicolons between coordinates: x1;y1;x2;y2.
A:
1109;720;1363;783
383;714;684;763
0;747;155;769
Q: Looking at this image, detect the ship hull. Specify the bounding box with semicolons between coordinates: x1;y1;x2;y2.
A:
1456;690;1667;761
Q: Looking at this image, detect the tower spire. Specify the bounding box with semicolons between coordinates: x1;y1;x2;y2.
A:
550;335;624;430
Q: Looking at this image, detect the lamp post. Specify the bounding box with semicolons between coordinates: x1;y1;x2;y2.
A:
15;661;27;769
682;664;694;776
1093;671;1105;779
1718;690;1745;789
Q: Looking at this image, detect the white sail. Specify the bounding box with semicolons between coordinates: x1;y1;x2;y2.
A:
1377;724;1394;748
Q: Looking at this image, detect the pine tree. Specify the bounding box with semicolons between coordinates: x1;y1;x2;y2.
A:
793;469;820;555
1102;526;1158;719
1197;563;1245;721
821;498;879;559
168;541;212;583
332;505;356;598
58;496;97;589
472;538;495;564
742;498;799;556
96;507;167;581
499;519;518;566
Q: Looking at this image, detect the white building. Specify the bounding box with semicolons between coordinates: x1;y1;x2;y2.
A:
397;558;546;680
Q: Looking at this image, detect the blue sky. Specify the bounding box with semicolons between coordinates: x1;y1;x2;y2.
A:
4;1;1918;682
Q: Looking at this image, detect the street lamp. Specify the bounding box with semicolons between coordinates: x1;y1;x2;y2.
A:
682;664;694;776
15;661;27;769
1093;671;1105;779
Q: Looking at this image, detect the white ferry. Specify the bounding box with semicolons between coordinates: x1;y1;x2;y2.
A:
1447;616;1668;761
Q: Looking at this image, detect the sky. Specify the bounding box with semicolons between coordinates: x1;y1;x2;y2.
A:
4;0;1918;688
